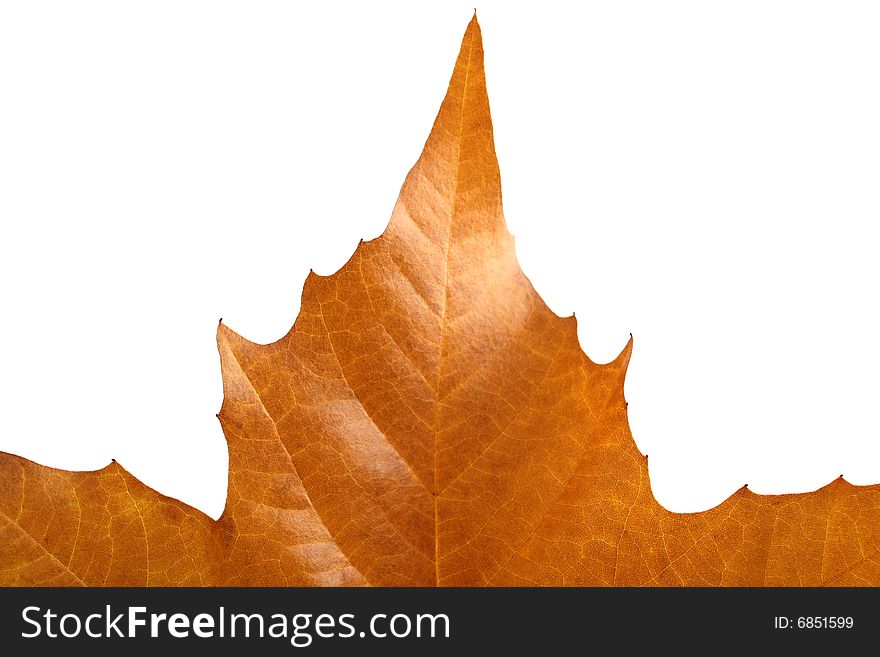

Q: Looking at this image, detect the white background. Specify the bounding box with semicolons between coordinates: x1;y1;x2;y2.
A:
1;1;878;520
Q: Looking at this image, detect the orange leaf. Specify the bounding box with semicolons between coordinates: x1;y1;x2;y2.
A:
2;15;878;587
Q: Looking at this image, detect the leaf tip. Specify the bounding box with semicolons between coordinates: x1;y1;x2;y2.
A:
611;334;634;370
465;9;481;39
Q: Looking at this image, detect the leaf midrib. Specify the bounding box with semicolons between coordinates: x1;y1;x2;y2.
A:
432;13;476;588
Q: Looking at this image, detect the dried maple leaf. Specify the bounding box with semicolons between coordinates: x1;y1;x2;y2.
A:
2;15;879;587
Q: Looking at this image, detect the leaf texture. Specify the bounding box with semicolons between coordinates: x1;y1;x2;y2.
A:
2;15;879;587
